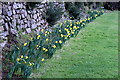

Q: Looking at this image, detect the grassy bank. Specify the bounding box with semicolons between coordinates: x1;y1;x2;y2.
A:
30;11;118;78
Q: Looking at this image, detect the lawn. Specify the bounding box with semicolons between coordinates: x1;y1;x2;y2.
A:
30;11;118;78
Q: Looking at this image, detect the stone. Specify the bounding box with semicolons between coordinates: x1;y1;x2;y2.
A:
27;21;30;27
5;23;9;30
40;20;44;24
13;3;17;9
0;9;2;14
33;14;37;19
21;25;25;28
2;9;7;15
14;15;19;19
37;13;39;16
27;15;31;20
0;19;3;23
31;24;37;29
24;19;27;23
38;5;44;8
13;9;16;14
13;19;16;27
25;11;27;16
11;29;17;34
33;10;36;14
26;28;31;33
17;25;21;30
0;31;8;36
8;6;11;10
16;10;20;13
22;14;25;18
17;19;21;24
21;20;24;24
0;26;4;32
25;24;27;28
7;11;12;16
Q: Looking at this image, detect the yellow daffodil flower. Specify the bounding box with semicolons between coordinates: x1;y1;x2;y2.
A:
45;49;48;52
24;43;27;46
46;38;49;41
17;47;19;50
25;56;28;59
16;58;21;61
66;25;69;27
36;45;39;47
41;29;44;32
41;58;45;61
29;62;32;66
59;40;62;43
20;55;23;58
30;38;33;40
59;30;61;32
52;45;56;48
55;41;58;43
45;34;47;36
45;31;48;33
61;34;64;37
73;26;77;29
71;32;74;34
42;48;46;50
70;24;72;26
68;33;70;36
37;35;41;39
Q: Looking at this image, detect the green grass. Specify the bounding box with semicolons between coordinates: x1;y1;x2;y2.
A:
30;11;118;78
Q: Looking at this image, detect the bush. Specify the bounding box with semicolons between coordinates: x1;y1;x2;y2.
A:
45;2;64;26
65;2;81;19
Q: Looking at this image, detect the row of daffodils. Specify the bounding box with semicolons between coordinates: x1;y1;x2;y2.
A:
4;10;104;78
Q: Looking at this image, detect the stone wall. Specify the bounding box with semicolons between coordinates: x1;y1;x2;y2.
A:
0;2;49;53
0;2;66;54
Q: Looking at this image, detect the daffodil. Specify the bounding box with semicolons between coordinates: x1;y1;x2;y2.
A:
36;45;39;47
59;30;61;32
24;43;27;46
16;58;21;61
59;40;62;44
45;34;47;36
67;33;70;36
45;31;48;33
41;58;45;61
71;32;74;34
20;55;23;58
73;26;77;29
55;41;58;43
41;29;44;32
25;56;28;59
29;62;32;66
61;34;64;37
37;35;41;39
64;21;66;23
46;38;49;41
45;49;48;52
65;37;67;39
52;45;56;48
30;38;33;40
42;48;46;50
66;25;69;27
17;47;19;50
